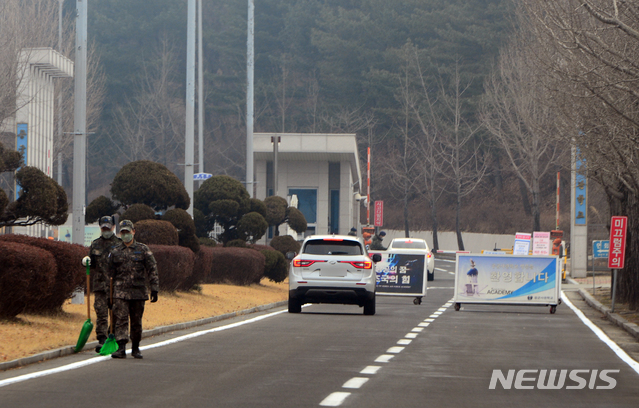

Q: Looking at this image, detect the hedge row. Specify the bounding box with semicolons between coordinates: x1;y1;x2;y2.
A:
0;241;56;318
0;236;291;318
0;234;86;314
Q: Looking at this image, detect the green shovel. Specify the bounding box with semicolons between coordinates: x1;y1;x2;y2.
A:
99;278;118;355
74;257;93;352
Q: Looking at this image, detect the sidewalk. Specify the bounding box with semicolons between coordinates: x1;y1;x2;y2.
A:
565;274;639;342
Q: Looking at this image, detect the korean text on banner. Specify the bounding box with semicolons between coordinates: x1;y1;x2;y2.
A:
608;216;628;269
374;201;384;227
532;231;551;255
513;233;531;255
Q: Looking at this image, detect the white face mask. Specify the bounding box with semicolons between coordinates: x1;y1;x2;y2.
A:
121;232;134;243
101;230;114;239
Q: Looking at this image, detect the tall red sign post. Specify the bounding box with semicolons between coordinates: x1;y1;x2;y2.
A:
608;216;628;312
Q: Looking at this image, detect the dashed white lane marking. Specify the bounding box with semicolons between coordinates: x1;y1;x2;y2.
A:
428;314;438;318
437;308;447;312
360;366;381;375
424;318;435;322
418;322;430;327
435;267;447;272
397;339;412;345
343;377;369;389
386;346;405;354
433;311;443;316
411;327;424;332
405;333;418;339
320;392;351;407
438;259;456;262
375;354;394;363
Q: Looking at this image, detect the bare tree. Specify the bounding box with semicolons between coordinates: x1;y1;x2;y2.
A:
109;37;185;175
519;0;639;308
438;62;487;250
481;39;562;233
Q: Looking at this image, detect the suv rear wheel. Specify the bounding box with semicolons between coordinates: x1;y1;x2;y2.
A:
288;296;302;313
363;295;375;315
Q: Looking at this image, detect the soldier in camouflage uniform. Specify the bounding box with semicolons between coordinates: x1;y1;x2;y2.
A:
108;220;159;359
89;215;121;353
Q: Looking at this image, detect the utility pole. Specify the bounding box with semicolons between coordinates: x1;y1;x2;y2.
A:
72;0;87;245
57;0;64;187
246;0;254;197
197;0;204;188
184;0;196;215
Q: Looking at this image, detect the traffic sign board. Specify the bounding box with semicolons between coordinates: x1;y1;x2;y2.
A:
194;173;212;180
608;216;627;269
592;240;609;259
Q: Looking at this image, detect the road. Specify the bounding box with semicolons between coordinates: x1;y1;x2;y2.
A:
1;258;638;407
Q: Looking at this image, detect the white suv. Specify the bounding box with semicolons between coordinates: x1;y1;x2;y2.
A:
287;235;381;315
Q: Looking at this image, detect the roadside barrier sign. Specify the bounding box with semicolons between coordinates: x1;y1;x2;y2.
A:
513;232;531;255
194;173;212;180
453;254;561;313
371;251;427;303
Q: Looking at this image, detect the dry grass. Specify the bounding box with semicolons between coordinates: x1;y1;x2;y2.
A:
589;288;639;326
0;279;287;363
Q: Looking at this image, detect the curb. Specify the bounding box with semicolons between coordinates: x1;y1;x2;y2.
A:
570;280;639;341
0;300;287;372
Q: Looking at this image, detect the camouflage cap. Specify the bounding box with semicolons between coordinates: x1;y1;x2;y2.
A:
99;216;114;229
119;220;134;232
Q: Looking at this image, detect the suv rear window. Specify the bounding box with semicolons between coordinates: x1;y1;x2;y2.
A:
303;240;363;255
392;240;427;249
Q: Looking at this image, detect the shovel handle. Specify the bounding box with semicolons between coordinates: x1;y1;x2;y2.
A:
86;263;91;320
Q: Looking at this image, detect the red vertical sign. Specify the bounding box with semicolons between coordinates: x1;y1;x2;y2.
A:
374;201;383;227
608;216;628;269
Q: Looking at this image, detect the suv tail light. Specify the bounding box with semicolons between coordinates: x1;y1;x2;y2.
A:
340;261;373;269
293;259;326;267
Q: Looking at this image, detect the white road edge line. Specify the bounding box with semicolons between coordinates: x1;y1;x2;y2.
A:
320;392;351;407
0;309;288;388
561;292;639;375
342;377;369;389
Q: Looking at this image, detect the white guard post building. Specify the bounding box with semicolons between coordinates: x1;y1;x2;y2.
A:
4;48;74;238
254;133;362;239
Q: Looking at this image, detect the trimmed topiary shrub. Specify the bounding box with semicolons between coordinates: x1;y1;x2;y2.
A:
226;239;248;248
270;235;301;256
121;203;156;224
0;241;57;318
162;208;200;253
199;237;217;247
148;245;195;293
85;195;119;224
237;211;268;243
134;219;178;246
260;249;289;283
208;247;265;286
0;235;86;313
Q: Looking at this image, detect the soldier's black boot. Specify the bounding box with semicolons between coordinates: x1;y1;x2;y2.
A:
111;341;127;359
131;341;143;359
95;336;106;353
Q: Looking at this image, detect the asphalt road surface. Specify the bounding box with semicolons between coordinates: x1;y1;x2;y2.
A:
1;258;638;407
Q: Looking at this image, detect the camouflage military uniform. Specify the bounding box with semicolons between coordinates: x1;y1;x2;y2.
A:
89;234;121;341
108;240;159;345
370;234;386;250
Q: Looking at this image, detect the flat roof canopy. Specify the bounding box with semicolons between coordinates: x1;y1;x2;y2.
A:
254;133;361;189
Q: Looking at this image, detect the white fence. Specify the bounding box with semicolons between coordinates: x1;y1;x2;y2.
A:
380;230;516;254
